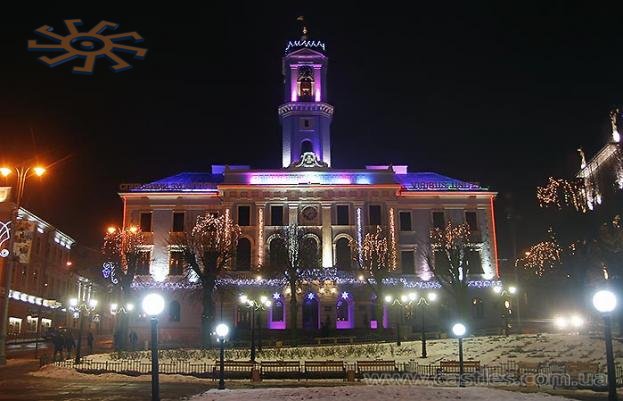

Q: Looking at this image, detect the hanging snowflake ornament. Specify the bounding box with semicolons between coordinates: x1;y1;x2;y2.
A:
28;19;147;74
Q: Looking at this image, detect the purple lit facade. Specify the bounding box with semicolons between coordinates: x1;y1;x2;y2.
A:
119;32;502;342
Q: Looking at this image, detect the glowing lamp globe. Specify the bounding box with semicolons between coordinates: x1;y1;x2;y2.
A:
215;323;229;338
69;298;78;307
508;286;517;294
554;316;568;329
33;166;46;176
126;303;135;312
593;290;617;313
142;293;165;316
0;167;11;177
427;292;438;302
384;295;393;303
88;299;98;308
452;323;467;337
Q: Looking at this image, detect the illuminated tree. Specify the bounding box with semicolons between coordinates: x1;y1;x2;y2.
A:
424;221;474;320
351;226;393;330
267;224;318;345
175;213;240;346
102;225;145;351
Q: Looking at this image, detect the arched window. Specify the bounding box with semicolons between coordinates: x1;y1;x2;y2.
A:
269;237;287;269
272;300;284;322
235;238;251;271
335;238;352;270
297;66;314;100
169;301;181;322
472;297;484;319
300;236;319;268
301;140;313;155
336;299;349;321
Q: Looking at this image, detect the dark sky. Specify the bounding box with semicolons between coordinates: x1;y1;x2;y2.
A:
1;3;622;259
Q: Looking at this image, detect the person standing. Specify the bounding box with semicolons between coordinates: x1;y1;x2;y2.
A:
64;331;75;359
87;332;94;354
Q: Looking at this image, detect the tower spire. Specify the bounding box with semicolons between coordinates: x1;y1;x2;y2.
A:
297;16;308;40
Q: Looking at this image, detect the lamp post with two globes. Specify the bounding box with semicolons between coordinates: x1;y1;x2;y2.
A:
215;323;230;390
0;164;46;366
68;296;98;364
142;293;165;401
592;289;618;401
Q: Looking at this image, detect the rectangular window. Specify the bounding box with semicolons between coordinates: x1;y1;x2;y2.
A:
466;249;484;274
8;318;21;334
238;206;251;226
136;251;151;275
401;251;415;274
169;251;185;276
139;212;152;232
465;211;478;232
369;205;382;226
432;211;445;229
271;205;284;226
336;205;349;225
399;211;412;231
172;212;185;232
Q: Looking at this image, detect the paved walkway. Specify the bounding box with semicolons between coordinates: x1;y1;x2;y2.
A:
0;360;213;401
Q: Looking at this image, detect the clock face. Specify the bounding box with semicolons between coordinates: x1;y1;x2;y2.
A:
301;206;318;222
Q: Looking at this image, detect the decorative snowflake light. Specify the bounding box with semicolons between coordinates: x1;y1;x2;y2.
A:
0;220;10;258
28;19;147;74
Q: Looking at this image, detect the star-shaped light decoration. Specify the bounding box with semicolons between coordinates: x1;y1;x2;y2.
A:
273;292;281;300
341;292;349;300
307;293;315;300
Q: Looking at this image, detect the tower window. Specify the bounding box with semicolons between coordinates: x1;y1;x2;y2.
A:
299;118;313;129
297;66;314;100
301;140;313;155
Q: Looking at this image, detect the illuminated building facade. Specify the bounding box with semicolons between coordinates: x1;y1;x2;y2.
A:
0;192;76;336
120;33;501;342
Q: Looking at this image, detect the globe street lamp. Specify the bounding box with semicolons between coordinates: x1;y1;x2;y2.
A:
68;296;98;364
215;323;230;390
239;294;271;361
592;289;618;401
142;293;165;401
0;164;46;366
452;322;467;387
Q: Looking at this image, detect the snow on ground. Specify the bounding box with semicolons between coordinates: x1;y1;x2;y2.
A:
189;385;570;401
83;333;623;366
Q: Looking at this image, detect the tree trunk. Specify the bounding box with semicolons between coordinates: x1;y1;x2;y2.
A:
375;297;384;331
201;279;216;347
116;311;129;351
289;278;298;346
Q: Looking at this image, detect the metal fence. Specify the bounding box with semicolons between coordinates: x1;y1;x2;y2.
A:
47;358;623;386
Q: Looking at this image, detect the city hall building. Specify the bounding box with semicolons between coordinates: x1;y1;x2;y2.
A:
121;33;501;344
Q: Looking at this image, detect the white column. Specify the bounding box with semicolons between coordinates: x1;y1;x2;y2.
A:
321;204;332;268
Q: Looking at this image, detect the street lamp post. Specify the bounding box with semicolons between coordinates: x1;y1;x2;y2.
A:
418;292;437;358
142;293;165;401
493;285;517;336
239;294;271;361
215;323;229;390
0;165;45;366
385;291;438;349
592;289;618;401
452;322;467;387
68;297;98;364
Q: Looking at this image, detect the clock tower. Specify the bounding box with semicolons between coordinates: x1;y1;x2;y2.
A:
279;22;333;168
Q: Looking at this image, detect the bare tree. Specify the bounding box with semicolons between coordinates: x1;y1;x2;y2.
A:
102;225;145;350
175;214;240;346
350;226;393;330
424;221;474;321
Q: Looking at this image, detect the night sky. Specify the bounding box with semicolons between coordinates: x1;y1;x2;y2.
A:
1;3;622;262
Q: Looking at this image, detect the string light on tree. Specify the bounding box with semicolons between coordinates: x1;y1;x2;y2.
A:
517;230;562;277
536;177;588;213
